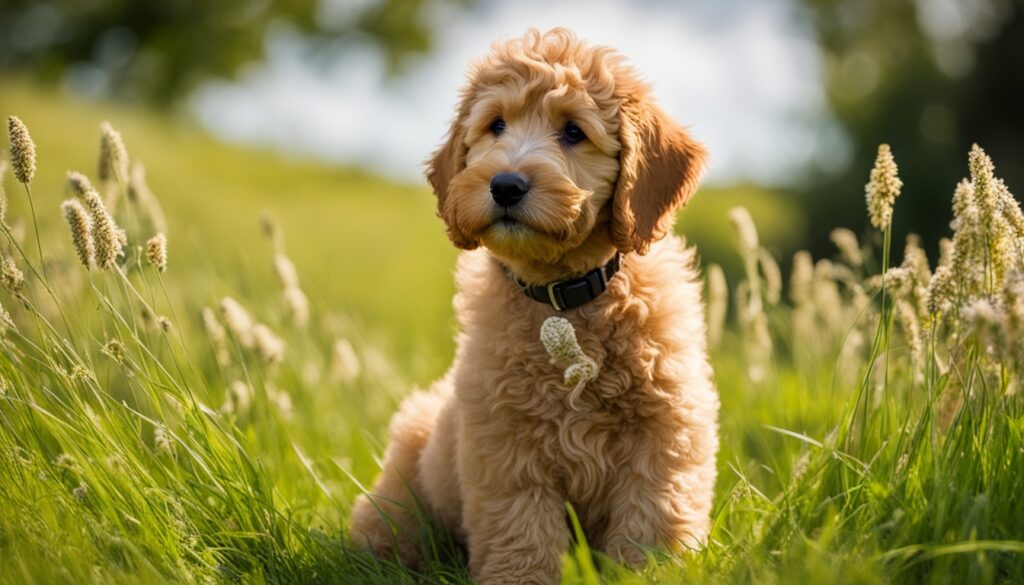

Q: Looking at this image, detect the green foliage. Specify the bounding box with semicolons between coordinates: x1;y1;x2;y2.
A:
799;0;1024;260
0;0;473;103
1;83;1023;584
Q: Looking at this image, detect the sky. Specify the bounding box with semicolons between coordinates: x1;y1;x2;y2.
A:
191;0;840;186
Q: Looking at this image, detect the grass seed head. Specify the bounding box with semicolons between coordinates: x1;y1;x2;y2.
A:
563;359;598;392
882;266;912;297
865;144;902;230
998;178;1024;239
965;151;1021;282
812;259;843;317
102;339;128;368
7;116;36;184
945;145;1019;305
140;305;155;329
330;338;361;383
539;316;599;409
951;178;973;222
283;286;310;327
274;254;299;289
82;189;124;269
968;144;996;221
1003;271;1024;365
830;228;863;267
758;248;782;305
61;199;95;268
706;264;727;350
67;171;93;199
267;384;294;419
273;254;308;326
0;302;14;338
8;218;25;246
72;484;89;502
540;316;586;367
126;161;146;202
900;235;933;320
154;427;175;458
146;233;168;272
221;380;252;416
98;121;129;186
201;307;230;366
252;323;286;363
927;265;955;315
735;278;773;383
728;206;759;255
1;255;24;292
0;159;7;225
790;250;814;305
894;299;924;384
70;366;95;385
938;238;954;268
962;299;1002;349
219;297;255;348
260;214;283;252
991;214;1019;283
54;453;80;472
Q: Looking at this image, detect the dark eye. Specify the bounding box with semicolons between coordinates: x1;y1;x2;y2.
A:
489;117;506;136
562;122;586;145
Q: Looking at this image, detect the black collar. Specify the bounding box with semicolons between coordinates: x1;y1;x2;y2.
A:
510;253;622;311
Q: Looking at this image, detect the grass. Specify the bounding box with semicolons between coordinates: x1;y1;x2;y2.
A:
1;80;1023;584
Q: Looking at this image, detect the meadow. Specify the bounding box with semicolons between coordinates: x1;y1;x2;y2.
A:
1;82;1022;584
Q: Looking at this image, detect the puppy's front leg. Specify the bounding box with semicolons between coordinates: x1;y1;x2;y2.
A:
602;444;714;567
460;432;568;584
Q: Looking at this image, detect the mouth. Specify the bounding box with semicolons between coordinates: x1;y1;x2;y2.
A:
487;213;534;233
478;210;582;261
484;213;576;245
494;215;522;229
484;214;541;242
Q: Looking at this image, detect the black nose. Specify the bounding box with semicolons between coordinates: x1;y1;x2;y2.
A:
490;172;530;207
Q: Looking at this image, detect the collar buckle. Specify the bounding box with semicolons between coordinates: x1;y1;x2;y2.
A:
546;282;565;311
598;263;609;289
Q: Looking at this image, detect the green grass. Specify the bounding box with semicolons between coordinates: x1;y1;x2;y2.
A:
1;81;1022;584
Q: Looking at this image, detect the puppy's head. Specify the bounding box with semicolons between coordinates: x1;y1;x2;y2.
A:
427;28;706;266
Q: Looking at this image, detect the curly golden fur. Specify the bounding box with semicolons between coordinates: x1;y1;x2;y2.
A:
349;28;719;583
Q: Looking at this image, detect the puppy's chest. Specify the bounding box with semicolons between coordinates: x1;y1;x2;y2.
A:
474;317;662;421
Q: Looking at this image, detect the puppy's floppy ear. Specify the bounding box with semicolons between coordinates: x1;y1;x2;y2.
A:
610;97;707;255
426;86;479;250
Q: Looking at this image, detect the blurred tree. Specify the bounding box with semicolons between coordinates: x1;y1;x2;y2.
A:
0;0;472;104
799;0;1023;257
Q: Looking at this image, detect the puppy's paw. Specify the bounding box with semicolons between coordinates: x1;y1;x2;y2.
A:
604;537;650;569
349;495;425;570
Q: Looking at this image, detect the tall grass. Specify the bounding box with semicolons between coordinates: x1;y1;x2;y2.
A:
0;110;1022;585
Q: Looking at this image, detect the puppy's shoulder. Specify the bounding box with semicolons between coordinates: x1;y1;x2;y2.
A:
614;235;706;335
453;249;494;291
630;235;702;288
451;249;508;326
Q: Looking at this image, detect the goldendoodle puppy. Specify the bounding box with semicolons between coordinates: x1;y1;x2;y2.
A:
350;27;719;584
